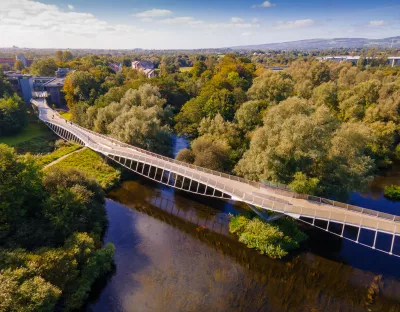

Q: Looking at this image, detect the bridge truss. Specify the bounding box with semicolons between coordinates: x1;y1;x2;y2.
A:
35;99;400;258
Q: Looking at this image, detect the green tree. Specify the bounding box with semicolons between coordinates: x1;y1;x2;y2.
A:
0;94;26;136
63;71;98;107
247;70;294;103
63;51;74;62
235;100;264;132
177;136;231;172
0;73;14;98
0;144;44;243
55;50;63;63
14;60;25;71
30;58;58;77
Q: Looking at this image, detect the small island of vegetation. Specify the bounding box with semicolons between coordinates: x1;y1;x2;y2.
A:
384;185;400;201
229;214;308;259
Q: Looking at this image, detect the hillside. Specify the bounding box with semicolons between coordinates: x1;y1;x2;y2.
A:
230;36;400;51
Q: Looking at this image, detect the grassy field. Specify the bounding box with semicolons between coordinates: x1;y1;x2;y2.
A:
37;144;82;167
49;148;121;190
60;111;72;120
0;116;50;147
180;67;193;72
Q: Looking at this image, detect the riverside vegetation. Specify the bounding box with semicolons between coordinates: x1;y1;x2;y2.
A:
26;50;400;255
1;48;400;299
0;144;114;312
229;214;308;259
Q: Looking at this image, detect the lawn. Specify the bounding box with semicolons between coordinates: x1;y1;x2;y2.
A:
180;67;193;72
0;118;50;147
37;144;82;167
49;148;121;190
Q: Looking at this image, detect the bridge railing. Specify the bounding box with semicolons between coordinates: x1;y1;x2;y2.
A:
90;140;400;234
42;103;400;226
71;122;294;197
74;123;400;223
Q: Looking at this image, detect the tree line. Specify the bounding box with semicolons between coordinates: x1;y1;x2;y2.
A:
25;51;400;200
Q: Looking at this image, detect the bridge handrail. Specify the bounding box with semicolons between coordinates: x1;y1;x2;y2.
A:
74;123;400;223
41;103;400;225
90;138;400;230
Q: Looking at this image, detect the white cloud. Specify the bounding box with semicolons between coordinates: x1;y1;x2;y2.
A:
140;18;153;22
231;17;244;23
159;17;197;24
368;20;385;27
0;0;146;47
276;19;314;29
251;18;260;23
242;32;252;36
67;4;74;10
135;9;172;18
252;1;276;8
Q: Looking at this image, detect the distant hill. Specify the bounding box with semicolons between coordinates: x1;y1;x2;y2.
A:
230;36;400;51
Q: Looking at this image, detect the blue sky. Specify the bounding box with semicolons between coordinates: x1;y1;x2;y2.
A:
0;0;399;49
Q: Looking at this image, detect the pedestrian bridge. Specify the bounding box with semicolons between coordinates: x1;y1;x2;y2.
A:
31;98;400;258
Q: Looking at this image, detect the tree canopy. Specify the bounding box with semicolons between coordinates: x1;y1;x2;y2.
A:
0;144;114;311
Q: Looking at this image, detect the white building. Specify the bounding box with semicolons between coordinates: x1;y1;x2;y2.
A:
132;60;157;78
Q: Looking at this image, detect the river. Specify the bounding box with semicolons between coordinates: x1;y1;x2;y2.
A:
87;136;400;312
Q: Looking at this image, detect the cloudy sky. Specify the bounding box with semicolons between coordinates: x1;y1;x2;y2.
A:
0;0;399;49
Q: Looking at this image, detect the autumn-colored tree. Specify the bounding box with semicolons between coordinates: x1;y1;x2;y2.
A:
14;60;25;71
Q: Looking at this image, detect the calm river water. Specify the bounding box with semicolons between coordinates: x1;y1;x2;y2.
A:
87;137;400;312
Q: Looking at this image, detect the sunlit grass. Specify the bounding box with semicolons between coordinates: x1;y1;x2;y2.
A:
37;144;82;167
49;148;121;190
179;67;193;72
60;111;72;120
0;114;50;146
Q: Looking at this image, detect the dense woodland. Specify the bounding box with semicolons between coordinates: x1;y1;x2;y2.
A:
1;48;400;308
0;145;114;311
2;49;400;199
28;50;396;200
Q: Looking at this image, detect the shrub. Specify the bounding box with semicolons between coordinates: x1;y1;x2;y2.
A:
229;214;307;259
384;185;400;201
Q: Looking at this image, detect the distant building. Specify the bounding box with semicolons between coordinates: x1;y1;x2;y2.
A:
143;68;157;78
4;71;66;106
0;56;33;68
55;68;71;78
267;66;288;72
4;71;33;102
109;62;122;73
388;57;400;68
42;77;66;107
316;56;360;64
317;55;400;67
15;55;33;67
132;60;157;78
0;57;17;67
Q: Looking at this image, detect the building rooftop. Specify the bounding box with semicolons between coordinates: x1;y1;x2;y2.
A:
43;77;65;87
4;71;32;78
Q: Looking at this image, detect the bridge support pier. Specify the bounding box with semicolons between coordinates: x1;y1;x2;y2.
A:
246;204;284;222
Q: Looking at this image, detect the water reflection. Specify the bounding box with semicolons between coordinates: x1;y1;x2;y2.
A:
87;178;400;312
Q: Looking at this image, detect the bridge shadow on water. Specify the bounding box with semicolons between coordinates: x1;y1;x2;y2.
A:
84;169;400;312
118;169;400;277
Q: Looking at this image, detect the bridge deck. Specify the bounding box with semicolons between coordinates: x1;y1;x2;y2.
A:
32;99;400;243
